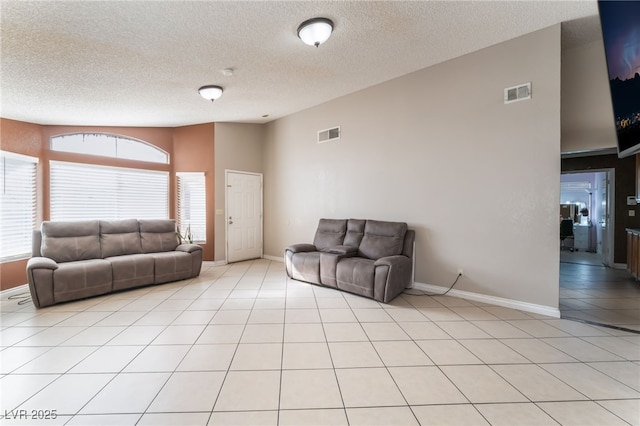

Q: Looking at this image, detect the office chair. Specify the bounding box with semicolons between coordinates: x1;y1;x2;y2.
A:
560;218;574;252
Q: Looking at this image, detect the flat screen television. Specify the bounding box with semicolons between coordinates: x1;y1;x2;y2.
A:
598;0;640;158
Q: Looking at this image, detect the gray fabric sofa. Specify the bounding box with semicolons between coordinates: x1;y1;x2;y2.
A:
285;219;415;303
26;219;203;308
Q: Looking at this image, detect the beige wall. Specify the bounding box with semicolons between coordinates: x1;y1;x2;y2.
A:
561;40;617;153
214;122;264;262
263;25;562;309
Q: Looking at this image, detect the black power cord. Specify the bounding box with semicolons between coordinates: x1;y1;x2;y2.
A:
7;291;32;305
403;272;462;297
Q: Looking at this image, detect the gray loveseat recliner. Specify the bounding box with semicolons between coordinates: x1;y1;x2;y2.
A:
27;219;203;308
285;219;415;303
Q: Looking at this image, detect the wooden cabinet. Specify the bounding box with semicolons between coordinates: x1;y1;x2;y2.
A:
637;154;640;200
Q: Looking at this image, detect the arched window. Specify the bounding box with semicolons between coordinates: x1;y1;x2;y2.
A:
51;133;168;164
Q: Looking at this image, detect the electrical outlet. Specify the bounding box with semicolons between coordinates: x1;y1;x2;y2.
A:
457;268;464;276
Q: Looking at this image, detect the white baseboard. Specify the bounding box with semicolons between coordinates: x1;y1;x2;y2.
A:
1;283;29;299
411;282;561;318
259;257;558;317
263;254;283;263
212;256;282;266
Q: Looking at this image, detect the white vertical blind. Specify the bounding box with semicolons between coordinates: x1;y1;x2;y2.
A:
0;151;38;261
176;172;206;243
50;161;169;221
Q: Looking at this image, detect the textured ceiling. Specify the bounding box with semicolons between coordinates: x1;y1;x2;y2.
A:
0;1;601;127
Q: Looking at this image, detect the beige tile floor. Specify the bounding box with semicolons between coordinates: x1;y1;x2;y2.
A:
0;259;638;425
560;251;640;331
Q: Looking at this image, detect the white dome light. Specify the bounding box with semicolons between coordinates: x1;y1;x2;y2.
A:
297;18;333;47
198;85;223;101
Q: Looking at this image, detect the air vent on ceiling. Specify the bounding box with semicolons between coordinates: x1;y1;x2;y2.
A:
318;126;340;143
504;82;531;104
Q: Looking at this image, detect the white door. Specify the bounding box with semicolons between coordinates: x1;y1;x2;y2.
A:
598;171;614;267
226;171;263;263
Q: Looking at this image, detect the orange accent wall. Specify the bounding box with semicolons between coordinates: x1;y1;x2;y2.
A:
0;260;29;292
1;118;43;157
173;123;215;261
1;120;216;291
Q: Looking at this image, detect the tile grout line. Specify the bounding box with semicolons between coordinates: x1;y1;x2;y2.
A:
313;280;350;424
67;270;217;422
1;260;638;424
205;261;259;422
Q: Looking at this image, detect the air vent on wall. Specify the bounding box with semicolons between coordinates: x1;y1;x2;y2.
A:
318;126;340;143
504;82;531;104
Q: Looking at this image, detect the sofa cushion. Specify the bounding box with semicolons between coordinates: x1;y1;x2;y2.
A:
139;219;179;253
150;251;193;284
53;259;112;303
100;219;143;258
344;219;365;247
313;219;347;251
358;220;407;260
108;254;155;291
41;220;101;263
336;257;375;299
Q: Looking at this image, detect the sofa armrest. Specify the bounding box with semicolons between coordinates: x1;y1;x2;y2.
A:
327;245;358;255
175;244;204;277
284;243;318;279
27;257;59;309
374;255;410;268
176;243;203;254
285;243;317;254
27;256;59;271
373;255;413;303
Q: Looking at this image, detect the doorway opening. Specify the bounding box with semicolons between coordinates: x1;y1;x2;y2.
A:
557;169;640;331
560;169;614;267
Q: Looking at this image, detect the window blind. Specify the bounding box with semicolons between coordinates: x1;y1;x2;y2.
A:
176;172;206;243
0;151;38;261
50;161;169;221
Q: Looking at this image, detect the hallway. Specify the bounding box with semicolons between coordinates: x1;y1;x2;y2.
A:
560;255;640;332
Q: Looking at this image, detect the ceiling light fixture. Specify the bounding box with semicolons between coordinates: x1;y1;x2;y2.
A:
297;17;333;47
198;85;223;102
